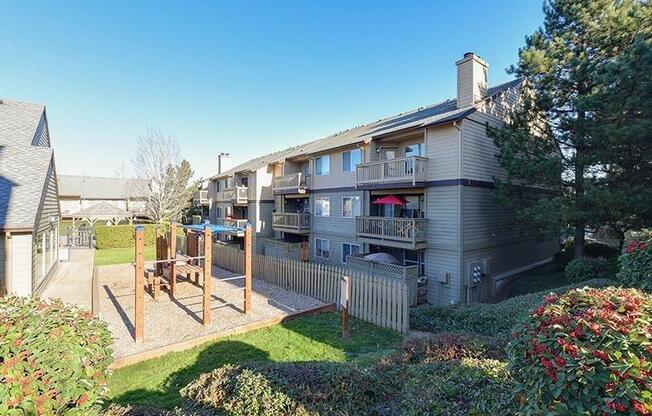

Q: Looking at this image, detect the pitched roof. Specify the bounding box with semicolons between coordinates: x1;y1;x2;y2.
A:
212;78;522;179
69;201;132;219
58;175;147;199
0;99;54;231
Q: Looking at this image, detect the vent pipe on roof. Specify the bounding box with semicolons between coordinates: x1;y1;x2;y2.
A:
455;52;488;108
217;152;232;174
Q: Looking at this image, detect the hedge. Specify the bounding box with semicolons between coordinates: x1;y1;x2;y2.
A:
0;297;113;414
617;230;652;290
95;225;158;249
409;279;610;337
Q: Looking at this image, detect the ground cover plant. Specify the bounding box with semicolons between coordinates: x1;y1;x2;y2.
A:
508;287;652;415
0;297;113;414
618;230;652;290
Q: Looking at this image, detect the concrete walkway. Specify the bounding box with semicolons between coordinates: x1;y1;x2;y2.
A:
42;248;94;311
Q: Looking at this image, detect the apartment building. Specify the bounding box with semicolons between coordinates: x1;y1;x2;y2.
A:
208;52;558;305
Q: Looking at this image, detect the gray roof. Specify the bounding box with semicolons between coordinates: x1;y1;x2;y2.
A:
70;201;132;219
212;78;522;179
58;175;147;199
0;99;53;230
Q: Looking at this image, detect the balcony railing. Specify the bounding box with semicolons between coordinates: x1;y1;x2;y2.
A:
215;218;248;229
356;216;428;249
193;190;211;205
356;156;428;186
215;186;248;204
264;239;310;261
272;212;311;234
273;172;311;194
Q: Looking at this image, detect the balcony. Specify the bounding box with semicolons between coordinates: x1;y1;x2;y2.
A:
215;186;248;205
346;253;419;306
273;172;311;194
356;216;428;250
272;212;311;234
214;218;247;236
193;190;211;206
356;156;428;187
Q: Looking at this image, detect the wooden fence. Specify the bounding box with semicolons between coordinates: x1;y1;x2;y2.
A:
212;243;410;333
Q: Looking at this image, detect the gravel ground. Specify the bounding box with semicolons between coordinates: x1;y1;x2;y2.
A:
97;263;325;359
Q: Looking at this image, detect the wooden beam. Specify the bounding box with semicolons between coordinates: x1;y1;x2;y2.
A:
202;223;212;325
341;275;350;339
244;224;252;314
134;225;145;343
169;221;177;298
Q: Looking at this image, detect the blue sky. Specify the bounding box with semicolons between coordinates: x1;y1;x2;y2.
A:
1;1;543;179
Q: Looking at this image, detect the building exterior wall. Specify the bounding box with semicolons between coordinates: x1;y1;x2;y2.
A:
310;146;359;191
10;233;33;296
32;159;60;294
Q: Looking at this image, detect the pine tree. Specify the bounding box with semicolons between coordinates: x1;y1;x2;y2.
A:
489;0;652;258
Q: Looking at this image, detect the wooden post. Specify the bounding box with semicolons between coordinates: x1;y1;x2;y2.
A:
341;275;350;339
134;225;145;343
244;224;252;314
202;224;212;325
169;221;177;298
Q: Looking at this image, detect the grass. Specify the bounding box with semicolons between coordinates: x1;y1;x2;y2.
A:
107;312;402;409
94;246;156;266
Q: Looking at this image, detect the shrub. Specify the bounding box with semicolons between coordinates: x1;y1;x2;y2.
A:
617;231;652;290
553;249;573;270
379;333;507;366
409;279;610;336
95;224;158;249
0;297;113;414
585;242;620;258
508;287;652;415
564;256;609;282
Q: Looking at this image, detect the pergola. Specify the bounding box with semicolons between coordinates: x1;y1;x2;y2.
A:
70;202;134;227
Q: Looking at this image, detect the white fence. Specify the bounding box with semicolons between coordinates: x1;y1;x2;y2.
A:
212;243;410;333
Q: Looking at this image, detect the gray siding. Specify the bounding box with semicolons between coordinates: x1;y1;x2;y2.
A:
0;237;4;293
31;112;50;147
310;146;358;190
461;113;506;182
311;190;364;239
34;159;60;234
310;232;361;266
425;124;460;181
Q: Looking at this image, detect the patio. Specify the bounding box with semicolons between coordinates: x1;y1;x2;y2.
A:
97;262;327;362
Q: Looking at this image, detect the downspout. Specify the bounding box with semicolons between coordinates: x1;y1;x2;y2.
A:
453;120;467;304
4;231;11;295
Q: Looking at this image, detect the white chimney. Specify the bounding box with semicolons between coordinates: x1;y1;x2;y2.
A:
456;52;488;108
217;152;232;174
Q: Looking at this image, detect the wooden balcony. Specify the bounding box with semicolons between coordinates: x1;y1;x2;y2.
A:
215;186;248;205
272;212;311;234
273;172;311;194
355;216;428;250
192;190;211;206
356;156;428;187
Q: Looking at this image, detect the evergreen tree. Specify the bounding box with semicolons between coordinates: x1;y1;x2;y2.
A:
489;0;652;258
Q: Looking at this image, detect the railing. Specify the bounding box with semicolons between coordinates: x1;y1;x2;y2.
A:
273;172;311;193
272;212;311;233
356;217;427;246
346;253;419;306
264;239;310;261
215;186;248;204
215;218;248;229
213;244;410;333
193;190;210;205
356;156;428;186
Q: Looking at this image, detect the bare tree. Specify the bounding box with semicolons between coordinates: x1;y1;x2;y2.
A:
132;128;195;223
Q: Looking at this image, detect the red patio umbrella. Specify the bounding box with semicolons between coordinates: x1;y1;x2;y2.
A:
373;195;407;205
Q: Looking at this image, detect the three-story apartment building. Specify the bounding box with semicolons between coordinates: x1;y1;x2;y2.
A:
208;52;558;305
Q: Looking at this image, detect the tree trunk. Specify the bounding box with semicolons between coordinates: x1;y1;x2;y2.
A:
574;110;587;259
574;222;585;258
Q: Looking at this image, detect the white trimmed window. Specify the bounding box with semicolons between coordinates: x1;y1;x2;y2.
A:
342;196;361;218
315;156;330;176
315;238;331;259
315;197;330;217
341;243;360;263
342;149;362;172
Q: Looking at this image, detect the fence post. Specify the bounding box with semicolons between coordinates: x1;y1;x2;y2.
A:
244;224;253;314
203;224;212;325
134;225;145;343
169;221;177;298
341;275;350;339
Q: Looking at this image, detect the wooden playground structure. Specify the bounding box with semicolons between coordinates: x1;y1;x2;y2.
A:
133;221;252;343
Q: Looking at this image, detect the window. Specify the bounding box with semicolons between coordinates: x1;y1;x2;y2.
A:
315;197;330;217
342;149;362;172
404;143;424;157
342;196;361;218
315;156;330;176
341;243;360;263
315;238;331;259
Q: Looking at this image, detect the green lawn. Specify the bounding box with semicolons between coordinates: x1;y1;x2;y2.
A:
94;246;156;266
108;312;402;409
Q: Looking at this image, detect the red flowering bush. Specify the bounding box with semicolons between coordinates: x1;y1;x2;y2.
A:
508;287;652;415
618;231;652;290
0;297;113;414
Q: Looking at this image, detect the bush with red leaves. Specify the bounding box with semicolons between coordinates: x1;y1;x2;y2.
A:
508;287;652;415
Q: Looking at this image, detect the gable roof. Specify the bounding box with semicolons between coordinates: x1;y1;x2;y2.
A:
70;201;132;219
0;99;54;231
212;78;522;179
58;175;147;200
